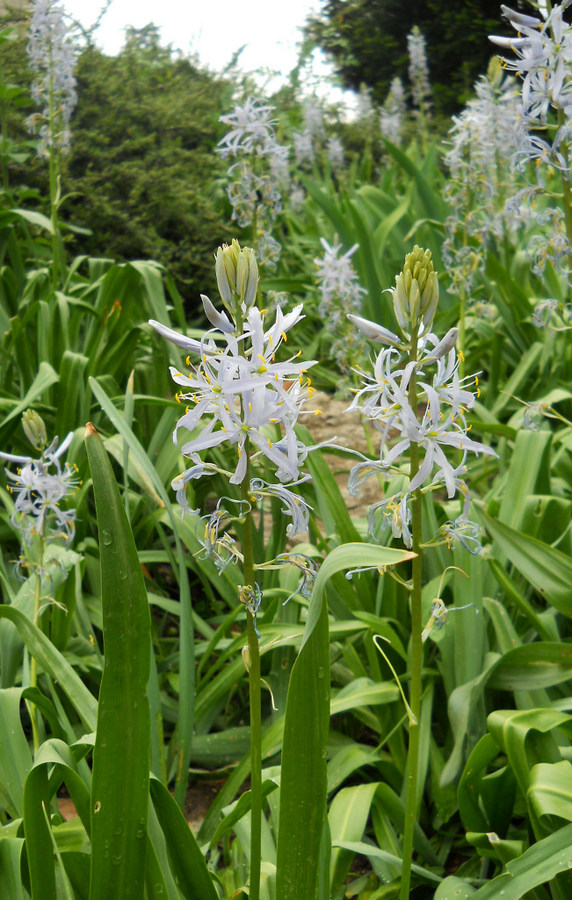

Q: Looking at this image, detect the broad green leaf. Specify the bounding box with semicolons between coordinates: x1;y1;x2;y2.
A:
488;644;572;691
329;783;379;892
88;377;194;805
149;777;218;900
465;832;525;865
276;543;414;900
498;430;552;531
434;875;476;898
331;678;399;715
209;780;278;847
0;688;33;817
85;424;151;900
0;361;59;432
0;838;26;900
0;607;97;731
22;763;57;900
331;840;441;884
528;761;572;822
327;744;381;795
468;823;572;899
441;653;501;786
482;513;572;618
10;208;54;233
487;708;572;799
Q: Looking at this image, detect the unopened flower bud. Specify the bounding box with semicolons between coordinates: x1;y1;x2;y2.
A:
215;240;259;317
432;327;458;359
22;410;47;451
392;246;439;337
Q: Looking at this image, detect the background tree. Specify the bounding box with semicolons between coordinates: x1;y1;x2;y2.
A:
2;17;233;308
305;0;508;116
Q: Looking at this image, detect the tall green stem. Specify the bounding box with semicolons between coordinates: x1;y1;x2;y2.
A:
241;447;262;900
47;70;65;288
400;331;424;900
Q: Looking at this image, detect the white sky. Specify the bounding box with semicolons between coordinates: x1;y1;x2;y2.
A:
62;0;338;96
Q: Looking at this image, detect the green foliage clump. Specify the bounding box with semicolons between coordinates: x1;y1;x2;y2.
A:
66;28;232;308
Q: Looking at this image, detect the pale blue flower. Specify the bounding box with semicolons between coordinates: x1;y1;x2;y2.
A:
150;301;317;488
0;432;78;543
249;475;312;537
218;98;276;158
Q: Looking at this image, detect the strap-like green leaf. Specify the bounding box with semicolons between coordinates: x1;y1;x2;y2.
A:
85;423;151;900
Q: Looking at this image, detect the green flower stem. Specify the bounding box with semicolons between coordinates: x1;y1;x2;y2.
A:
241;446;262;900
47;76;65;289
400;331;424;900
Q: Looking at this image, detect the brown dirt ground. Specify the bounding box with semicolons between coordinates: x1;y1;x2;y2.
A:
303;389;380;525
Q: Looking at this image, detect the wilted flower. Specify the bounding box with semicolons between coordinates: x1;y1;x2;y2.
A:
439;516;483;555
249;476;312;537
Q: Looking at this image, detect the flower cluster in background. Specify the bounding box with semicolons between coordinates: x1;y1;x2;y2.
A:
218;98;287;269
26;0;78;158
442;59;522;305
489;2;572;282
380;77;407;146
407;26;432;124
314;237;368;373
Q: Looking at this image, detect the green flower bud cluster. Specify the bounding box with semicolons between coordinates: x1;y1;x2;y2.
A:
215;239;259;319
22;410;47;451
392;245;439;337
